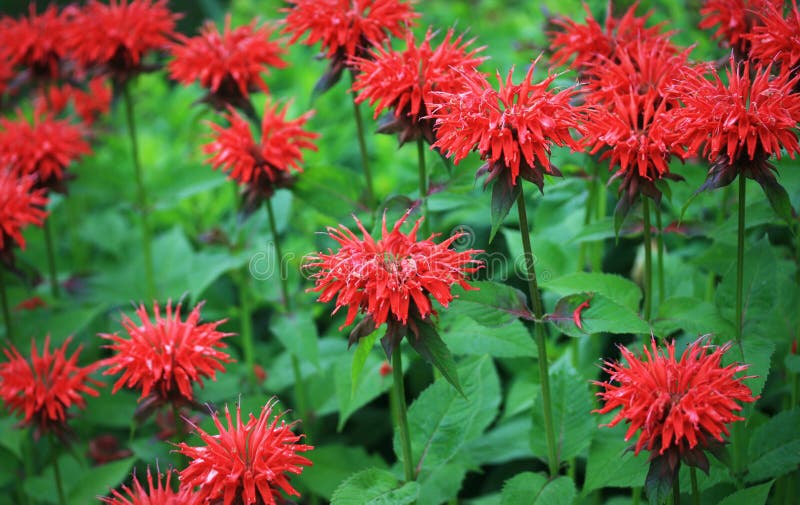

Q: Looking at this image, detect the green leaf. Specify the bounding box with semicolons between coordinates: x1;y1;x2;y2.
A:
335;348;392;431
440;311;535;358
450;281;534;325
407;320;463;395
644;456;674;505
746;408;800;483
296;444;388;500
542;272;642;311
757;174;795;225
500;472;576;505
716;481;774;505
351;329;379;396
652;297;735;339
0;418;24;460
530;359;594;464
269;310;321;368
547;293;651;337
68;457;136;503
583;426;648;493
723;337;774;400
490;175;521;243
331;468;419;505
83;389;139;428
466;416;535;466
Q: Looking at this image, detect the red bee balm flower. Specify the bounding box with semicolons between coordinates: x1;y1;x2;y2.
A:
0;4;73;80
67;0;178;82
0;336;101;437
169;16;287;109
747;1;800;70
594;340;755;468
204;101;318;209
308;212;482;334
177;400;313;505
100;301;233;407
0;111;91;192
0;169;48;258
699;0;781;56
430;62;583;190
351;27;485;145
102;468;193;505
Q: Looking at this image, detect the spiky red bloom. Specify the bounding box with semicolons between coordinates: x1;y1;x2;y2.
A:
66;0;178;82
595;340;755;459
282;0;417;61
100;301;233;404
204;101;318;206
0;4;73;80
102;468;193;505
671;57;800;180
430;62;583;189
169;16;287;108
351;27;485;144
747;1;800;70
0;55;13;96
699;0;781;56
0;169;48;255
308;212;482;330
0;111;90;192
177;400;313;505
35;78;113;127
0;336;101;436
548;3;665;70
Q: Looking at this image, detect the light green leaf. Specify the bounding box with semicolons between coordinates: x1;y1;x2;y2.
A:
269;310;320;368
336;349;392;431
296;445;387;500
501;472;576;505
541;272;642;311
717;481;774;505
653;297;735;339
331;468;419;505
68;457;136;503
583;426;648;493
440;311;535;358
547;293;651;337
746;408;800;483
450;282;534;325
351;329;379;395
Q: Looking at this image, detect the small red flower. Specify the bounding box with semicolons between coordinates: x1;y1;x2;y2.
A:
378;360;392;377
66;0;178;82
430;61;583;190
0;4;74;80
351;27;485;144
177;400;313;505
0;169;48;257
15;295;46;311
747;1;800;70
88;434;133;465
699;0;781;56
0;335;102;437
102;468;193;505
594;339;755;462
0;110;90;192
308;211;482;332
169;16;287;109
282;0;417;61
100;301;233;406
204;101;318;208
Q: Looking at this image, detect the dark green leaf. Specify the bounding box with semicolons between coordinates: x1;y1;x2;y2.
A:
451;281;535;324
653;297;735;339
541;272;642;311
68;457;136;503
500;472;576;505
490;176;521;243
546;293;651;337
716;481;774;505
269;310;321;368
296;445;388;500
583;426;648;493
746;408;800;482
331;468;419;505
407;319;463;395
440;311;535;358
645;456;675;505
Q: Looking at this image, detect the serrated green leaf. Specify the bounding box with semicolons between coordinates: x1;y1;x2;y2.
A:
723;337;774;400
583;426;648;493
500;472;576;505
68;457;136;503
450;281;534;325
547;293;651;337
746;408;800;482
440;311;535;358
296;445;388;500
351;329;379;396
331;468;419;505
336;348;392;431
465;416;535;466
653;297;735;339
542;272;642;311
407;320;463;395
717;481;774;505
269;310;320;368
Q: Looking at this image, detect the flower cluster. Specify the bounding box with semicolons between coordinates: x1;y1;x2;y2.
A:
0;169;48;263
699;0;783;57
102;468;193;505
746;0;800;70
0;4;74;81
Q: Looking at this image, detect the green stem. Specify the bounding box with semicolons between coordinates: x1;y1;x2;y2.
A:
690;467;700;505
50;436;66;505
417;138;430;237
122;83;156;301
735;175;746;344
290;355;310;429
43;219;59;298
265;198;290;311
0;267;11;342
516;188;558;477
232;269;255;383
642;197;653;321
21;431;34;505
350;73;376;207
654;203;665;305
632;487;641;505
392;349;414;482
673;473;681;505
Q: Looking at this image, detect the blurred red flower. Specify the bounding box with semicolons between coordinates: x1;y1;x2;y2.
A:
0;335;101;438
35;78;113;127
169;16;287;110
102;468;193;505
66;0;178;82
0;4;74;80
308;212;482;334
430;61;583;190
204;101;318;209
87;434;133;465
747;1;800;70
0;111;90;192
100;301;232;407
0;169;48;258
595;339;755;469
15;295;46;311
699;0;781;56
177;400;312;505
351;27;485;144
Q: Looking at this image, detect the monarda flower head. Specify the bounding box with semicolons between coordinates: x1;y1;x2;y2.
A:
102;468;194;505
204;101;318;213
99;301;233;421
0;169;48;265
351;27;486;145
281;0;418;94
66;0;179;83
0;335;102;440
307;211;482;359
670;56;800;219
177;400;313;505
594;339;755;492
168;15;287;113
33;77;113;127
430;60;583;191
0;110;91;193
746;0;800;72
0;4;74;81
699;0;782;58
